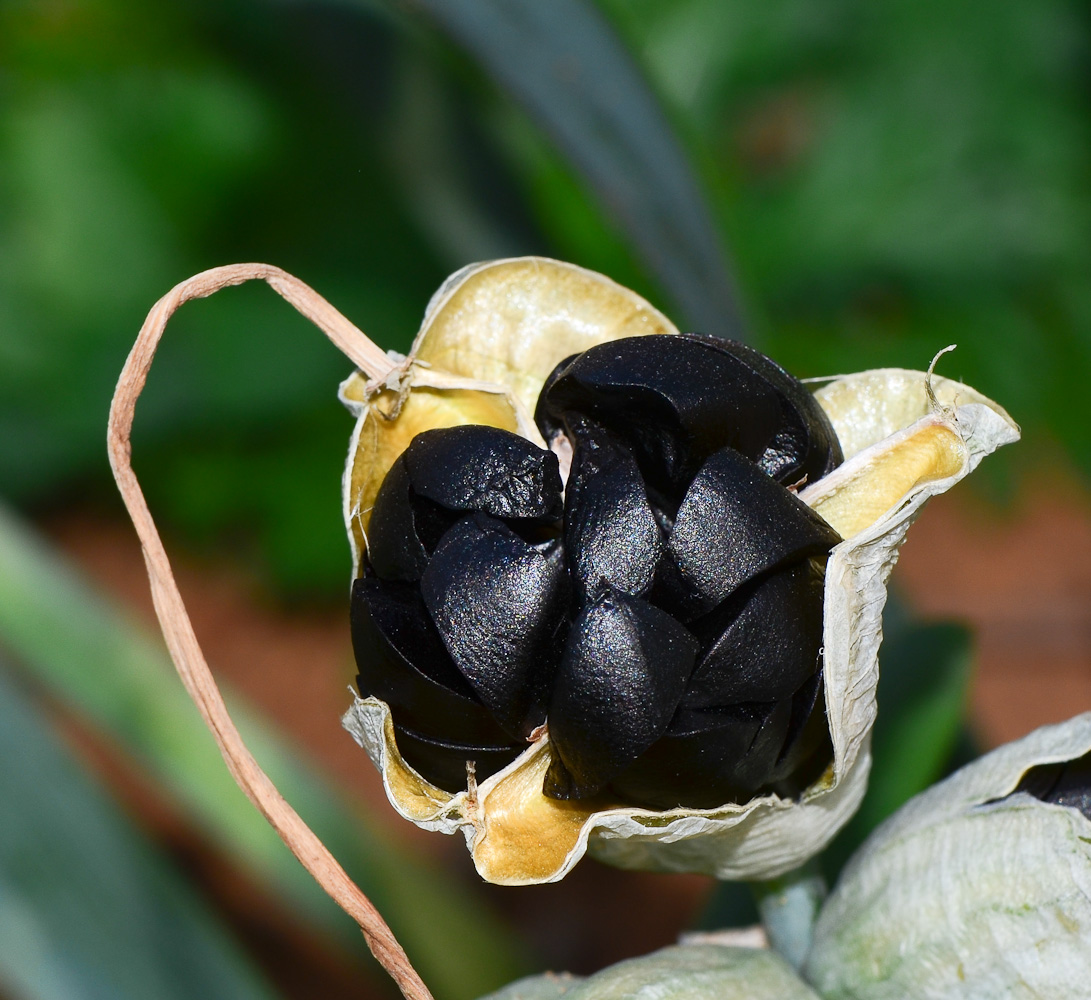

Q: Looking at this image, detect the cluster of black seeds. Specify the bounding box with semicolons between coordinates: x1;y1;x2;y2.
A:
351;335;844;810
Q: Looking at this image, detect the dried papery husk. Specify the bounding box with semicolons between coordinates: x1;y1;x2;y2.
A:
410;258;678;418
805;714;1091;1000
342;257;1020;885
479;944;821;1000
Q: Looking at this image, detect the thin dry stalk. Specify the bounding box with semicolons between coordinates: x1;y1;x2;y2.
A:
106;263;434;1000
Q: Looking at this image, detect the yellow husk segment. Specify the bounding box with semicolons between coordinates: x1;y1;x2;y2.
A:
471;742;606;884
803;420;964;539
411;258;678;417
340;380;521;572
377;710;456;822
341;257;1020;885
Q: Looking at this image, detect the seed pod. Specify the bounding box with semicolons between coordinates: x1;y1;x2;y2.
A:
341;258;1019;885
479;944;821;1000
806;714;1091;1000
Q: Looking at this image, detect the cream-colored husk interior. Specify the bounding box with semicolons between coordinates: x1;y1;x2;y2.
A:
341;257;1020;885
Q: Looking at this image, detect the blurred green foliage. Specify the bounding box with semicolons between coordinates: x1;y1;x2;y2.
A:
601;0;1091;474
0;501;531;999
0;660;280;1000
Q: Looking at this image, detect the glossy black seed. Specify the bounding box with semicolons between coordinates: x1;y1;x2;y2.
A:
390;722;524;793
367;452;483;581
420;514;567;739
727;697;794;791
356;333;842;809
609;700;792;811
658;446;840;619
536;336;783;504
367;456;434;581
546;586;698;798
350;578;512;747
536;334;843;508
406;425;564;521
367;425;563;582
1014;751;1091;820
683;560;826;708
680;334;842;485
563;415;664;601
608;708;761;810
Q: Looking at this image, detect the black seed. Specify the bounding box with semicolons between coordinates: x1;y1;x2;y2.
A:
1014;751;1091;820
536;334;845;507
766;672;832;792
356;333;842;812
727;698;794;791
367;453;469;581
366;455;432;581
536;336;783;504
609;701;792;810
563;415;664;601
534;352;580;445
680;334;842;484
545;586;698;799
683;560;826;708
367;425;563;582
391;722;524;792
420;514;567;739
406;425;564;521
350;578;512;748
658;446;839;619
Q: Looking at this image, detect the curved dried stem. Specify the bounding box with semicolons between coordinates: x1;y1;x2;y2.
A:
106;264;433;1000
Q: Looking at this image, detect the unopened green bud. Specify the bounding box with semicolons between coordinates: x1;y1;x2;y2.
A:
806;714;1091;999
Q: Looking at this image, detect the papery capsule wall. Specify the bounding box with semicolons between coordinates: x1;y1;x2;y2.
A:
806;714;1091;1000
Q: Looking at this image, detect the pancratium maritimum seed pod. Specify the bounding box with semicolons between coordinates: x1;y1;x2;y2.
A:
341;257;1019;885
805;714;1091;1000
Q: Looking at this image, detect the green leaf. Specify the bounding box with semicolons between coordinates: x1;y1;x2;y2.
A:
0;503;530;999
480;945;822;1000
405;0;748;341
0;661;281;1000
